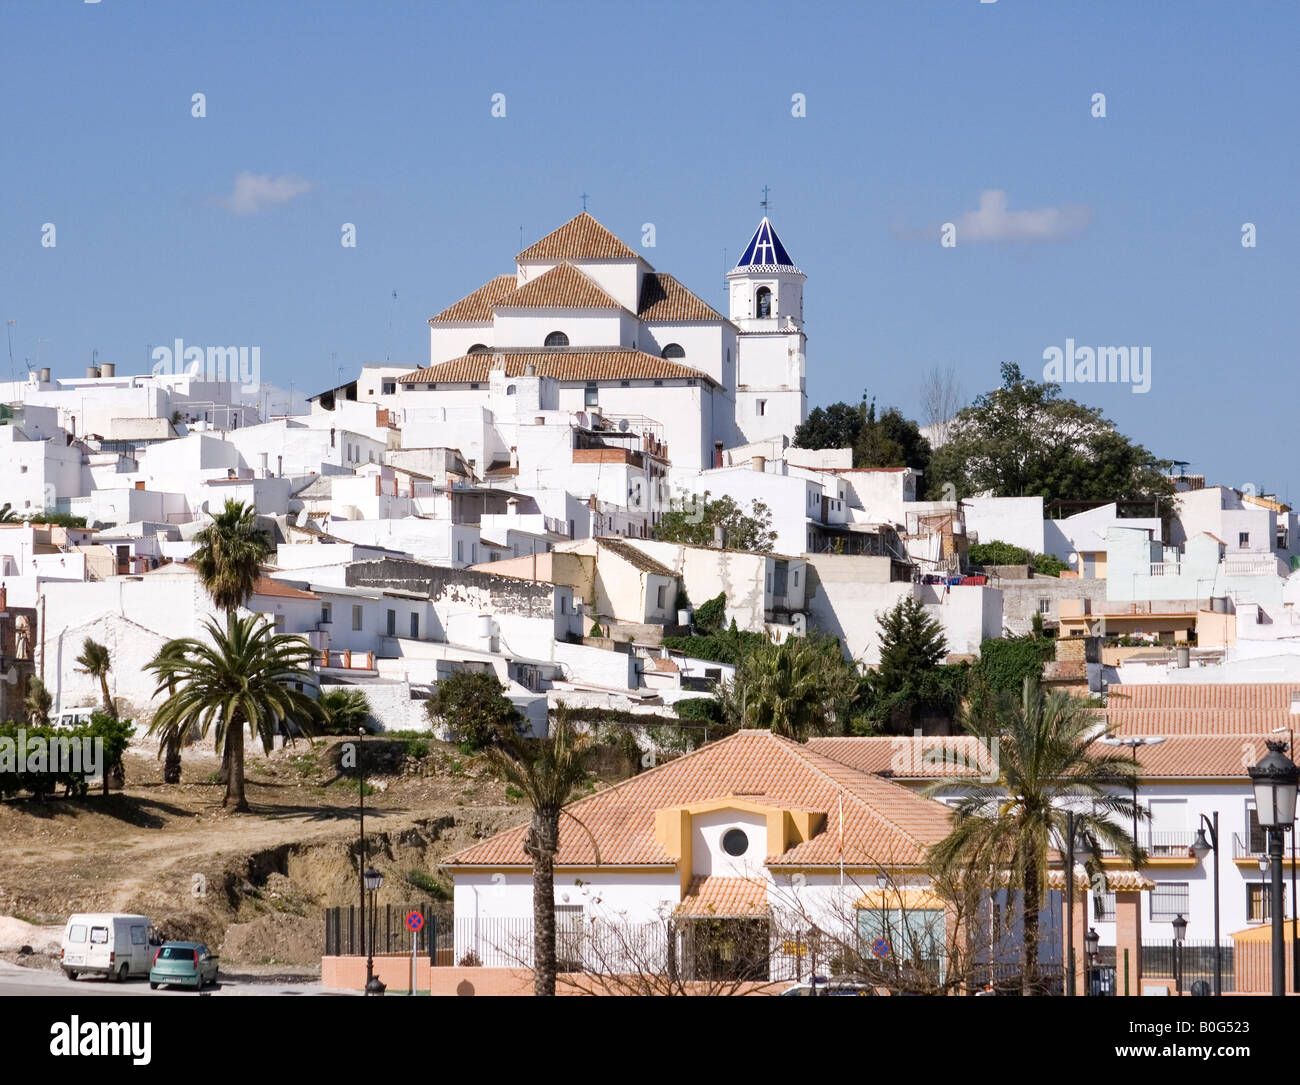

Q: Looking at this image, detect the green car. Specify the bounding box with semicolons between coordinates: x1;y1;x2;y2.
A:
149;942;219;990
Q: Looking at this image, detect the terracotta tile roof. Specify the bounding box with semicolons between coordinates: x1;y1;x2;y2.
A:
1049;868;1154;891
598;537;675;578
806;736;993;779
1106;682;1300;735
428;274;517;323
442;730;955;870
495;263;625;311
252;576;318;600
516;212;640;262
647;657;680;673
396;349;716;387
1095;733;1273;777
637;273;725;323
676;876;767;917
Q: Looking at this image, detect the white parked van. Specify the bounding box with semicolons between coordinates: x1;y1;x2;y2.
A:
61;914;159;981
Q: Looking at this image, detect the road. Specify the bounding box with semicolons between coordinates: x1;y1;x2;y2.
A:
0;959;346;997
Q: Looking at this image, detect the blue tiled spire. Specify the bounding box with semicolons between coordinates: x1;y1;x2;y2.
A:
735;217;797;270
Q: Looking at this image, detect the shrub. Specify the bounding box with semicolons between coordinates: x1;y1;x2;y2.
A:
968;540;1031;566
975;636;1055;693
425;671;523;752
675;698;721;723
1034;552;1068;577
692;592;727;634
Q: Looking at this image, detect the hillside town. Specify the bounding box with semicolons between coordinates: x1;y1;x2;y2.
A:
1;210;1298;1005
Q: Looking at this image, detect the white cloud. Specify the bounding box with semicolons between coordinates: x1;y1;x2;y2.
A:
214;171;315;216
950;189;1092;243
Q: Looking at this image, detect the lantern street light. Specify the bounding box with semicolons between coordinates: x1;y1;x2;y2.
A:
364;866;386;996
1189;812;1222;996
1171;913;1188;995
1272;726;1300;992
1248;740;1300;997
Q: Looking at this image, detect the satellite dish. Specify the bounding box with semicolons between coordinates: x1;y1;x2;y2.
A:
1068;552;1079;566
295;508;310;527
3;666;17;685
618;418;630;433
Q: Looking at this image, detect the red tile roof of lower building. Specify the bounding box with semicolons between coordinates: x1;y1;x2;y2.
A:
676;876;767;917
443;729;954;870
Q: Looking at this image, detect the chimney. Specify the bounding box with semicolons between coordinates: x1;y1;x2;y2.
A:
525;363;537;377
86;366;101;379
713;440;723;469
100;362;116;377
259;452;269;478
0;585;7;614
510;446;518;469
752;455;766;473
39;367;51;383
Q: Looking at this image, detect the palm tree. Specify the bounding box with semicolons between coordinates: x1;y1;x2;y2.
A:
75;638;114;716
190;498;273;784
0;503;20;524
151;640;187;784
484;705;592;995
191;499;273;618
145;615;324;811
24;677;52;727
718;633;858;740
926;677;1143;995
75;638;118;794
319;688;373;735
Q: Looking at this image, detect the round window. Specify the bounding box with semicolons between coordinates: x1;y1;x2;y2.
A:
722;828;749;857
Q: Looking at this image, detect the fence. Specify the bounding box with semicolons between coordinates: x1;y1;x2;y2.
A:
324;904;440;958
1141;939;1235;993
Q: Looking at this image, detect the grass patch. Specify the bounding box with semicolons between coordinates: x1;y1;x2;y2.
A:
403;868;452;901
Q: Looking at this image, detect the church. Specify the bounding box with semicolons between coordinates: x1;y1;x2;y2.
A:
386;211;808;473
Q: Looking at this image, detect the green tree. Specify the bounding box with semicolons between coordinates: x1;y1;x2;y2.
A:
861;597;965;733
927;362;1173;505
974;635;1055;695
655;491;777;553
426;670;524;752
319;688;374;735
691;591;727;633
145;615;324;811
75;638;114;717
794;401;866;451
926;678;1143;994
717;633;859;740
484;704;592;996
854;399;931;474
86;711;135;796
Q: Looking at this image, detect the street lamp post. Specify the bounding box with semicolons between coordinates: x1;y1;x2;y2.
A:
364;867;385;995
1271;726;1300;991
1085;927;1100;996
1100;735;1165;845
1248;740;1300;998
1189;812;1222;996
1172;913;1187;995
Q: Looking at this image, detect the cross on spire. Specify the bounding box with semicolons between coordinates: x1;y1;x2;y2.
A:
760;185;771;213
581;192;589;212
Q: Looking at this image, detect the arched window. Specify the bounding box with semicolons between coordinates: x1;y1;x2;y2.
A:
755;287;772;318
544;330;569;347
467;343;489;354
505;384;517;396
662;343;685;360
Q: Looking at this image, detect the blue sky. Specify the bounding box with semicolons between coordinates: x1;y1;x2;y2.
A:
2;1;1296;495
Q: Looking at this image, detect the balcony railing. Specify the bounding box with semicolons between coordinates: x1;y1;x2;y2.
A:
1148;562;1181;577
1233;832;1267;859
1222;554;1281;577
319;649;375;671
1100;830;1197;858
